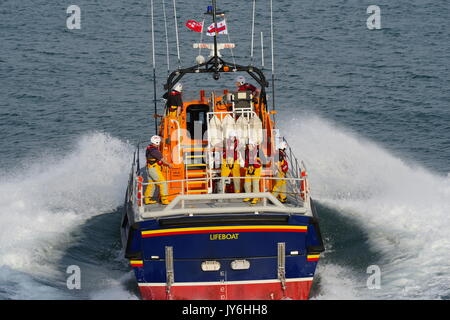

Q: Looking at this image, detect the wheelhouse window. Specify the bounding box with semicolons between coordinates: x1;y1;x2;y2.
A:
186;104;209;140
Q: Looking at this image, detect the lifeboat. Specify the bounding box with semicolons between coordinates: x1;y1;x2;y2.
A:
120;0;324;300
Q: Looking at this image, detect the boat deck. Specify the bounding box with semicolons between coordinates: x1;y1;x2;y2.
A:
138;192;309;220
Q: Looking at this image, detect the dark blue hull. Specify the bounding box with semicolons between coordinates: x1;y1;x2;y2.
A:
120;196;324;300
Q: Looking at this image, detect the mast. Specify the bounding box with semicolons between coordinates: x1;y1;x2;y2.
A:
212;0;220;79
164;0;269;95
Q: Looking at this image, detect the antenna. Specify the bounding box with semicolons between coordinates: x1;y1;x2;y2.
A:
270;0;276;117
173;0;181;68
162;0;170;74
150;0;158;134
250;0;256;65
261;31;264;69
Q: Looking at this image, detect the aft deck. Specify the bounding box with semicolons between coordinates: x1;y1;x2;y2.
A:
140;192;309;219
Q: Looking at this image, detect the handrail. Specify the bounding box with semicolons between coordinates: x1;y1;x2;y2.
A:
136;175;305;185
134;174;307;212
140;192;307;219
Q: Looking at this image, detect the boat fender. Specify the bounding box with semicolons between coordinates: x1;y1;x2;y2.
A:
137;176;143;207
300;169;307;200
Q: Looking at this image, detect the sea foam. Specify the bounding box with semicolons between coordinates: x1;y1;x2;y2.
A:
0;132;132;299
283;115;450;299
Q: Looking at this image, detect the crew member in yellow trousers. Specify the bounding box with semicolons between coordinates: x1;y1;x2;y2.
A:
218;131;241;193
243;140;262;205
163;83;183;119
272;141;289;203
144;135;173;205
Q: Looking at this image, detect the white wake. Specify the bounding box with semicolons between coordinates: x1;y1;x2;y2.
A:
0;132;133;299
283;114;450;299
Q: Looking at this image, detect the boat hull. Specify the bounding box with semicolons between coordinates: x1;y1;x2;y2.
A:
138;278;313;300
121;203;325;300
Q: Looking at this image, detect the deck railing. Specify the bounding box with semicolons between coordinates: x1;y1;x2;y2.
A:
130;173;310;219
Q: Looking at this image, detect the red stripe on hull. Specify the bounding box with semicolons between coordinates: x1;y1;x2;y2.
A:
131;263;143;267
139;280;313;300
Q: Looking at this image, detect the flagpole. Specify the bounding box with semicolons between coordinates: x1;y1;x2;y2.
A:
200;19;205;52
196;19;205;71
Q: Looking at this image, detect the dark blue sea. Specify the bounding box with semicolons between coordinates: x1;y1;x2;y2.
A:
0;0;449;299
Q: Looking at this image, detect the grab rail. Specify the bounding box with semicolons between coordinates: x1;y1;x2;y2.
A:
132;174;310;219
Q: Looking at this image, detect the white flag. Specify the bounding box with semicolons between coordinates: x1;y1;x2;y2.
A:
206;20;228;36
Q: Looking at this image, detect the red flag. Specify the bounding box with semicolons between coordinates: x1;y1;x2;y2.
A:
185;20;203;33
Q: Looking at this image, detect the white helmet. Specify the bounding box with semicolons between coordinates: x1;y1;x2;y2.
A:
150;135;161;146
278;141;288;150
227;130;237;138
173;82;183;92
235;75;245;85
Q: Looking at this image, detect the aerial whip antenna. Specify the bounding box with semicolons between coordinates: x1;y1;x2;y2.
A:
173;0;181;68
270;0;276;119
162;0;170;74
149;0;158;134
250;0;256;65
261;31;264;69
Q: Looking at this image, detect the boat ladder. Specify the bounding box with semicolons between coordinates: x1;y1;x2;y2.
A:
183;144;208;195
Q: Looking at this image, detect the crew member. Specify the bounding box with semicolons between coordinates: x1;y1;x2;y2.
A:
163;82;183;118
272;141;289;203
144;135;173;205
218;130;241;193
243;140;262;205
235;75;260;97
